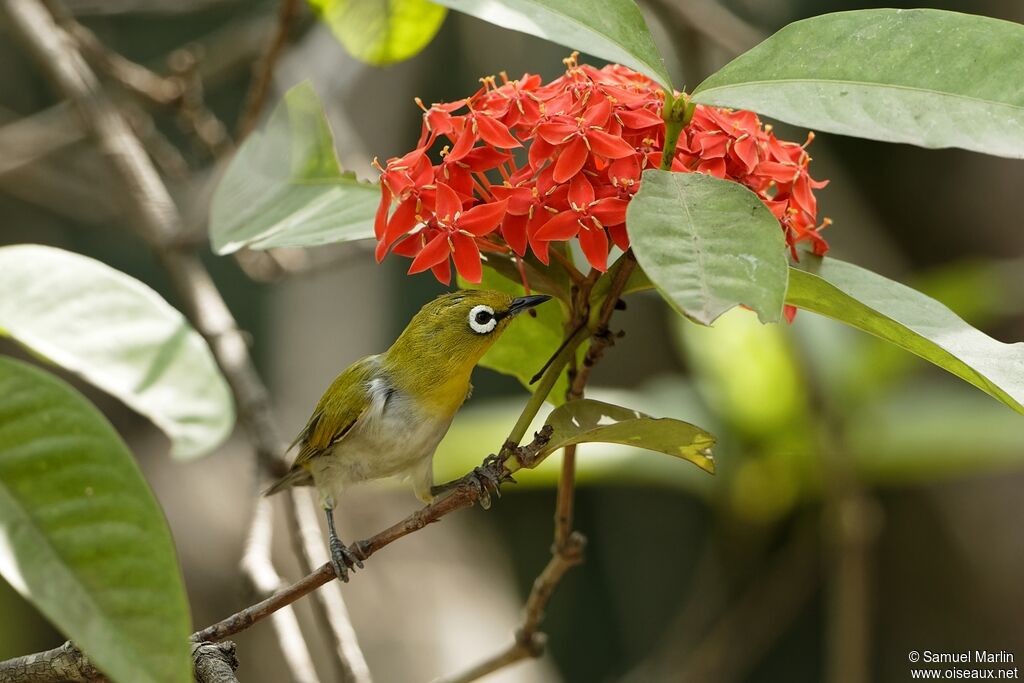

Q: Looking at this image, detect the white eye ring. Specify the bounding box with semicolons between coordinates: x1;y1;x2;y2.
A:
468;304;498;334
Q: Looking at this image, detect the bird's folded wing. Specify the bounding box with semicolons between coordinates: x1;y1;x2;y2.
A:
291;355;380;466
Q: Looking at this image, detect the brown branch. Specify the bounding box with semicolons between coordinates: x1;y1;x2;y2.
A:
193;429;554;644
0;641;240;683
236;0;300;139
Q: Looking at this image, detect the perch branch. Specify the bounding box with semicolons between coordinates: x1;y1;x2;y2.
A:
0;641;240;683
192;428;555;643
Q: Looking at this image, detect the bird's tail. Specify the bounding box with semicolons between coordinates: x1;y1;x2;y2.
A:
262;465;313;497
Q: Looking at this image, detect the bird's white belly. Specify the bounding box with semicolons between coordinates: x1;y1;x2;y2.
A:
309;388;451;505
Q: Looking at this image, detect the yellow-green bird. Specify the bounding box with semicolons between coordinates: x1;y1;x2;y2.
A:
265;289;550;580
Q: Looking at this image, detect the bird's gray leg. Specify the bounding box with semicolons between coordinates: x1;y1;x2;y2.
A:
325;507;363;582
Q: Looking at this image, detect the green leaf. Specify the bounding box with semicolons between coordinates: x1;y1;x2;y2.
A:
310;0;447;65
692;9;1024;158
0;357;190;683
787;255;1024;416
433;0;672;90
210;81;379;254
460;268;580;404
0;245;233;459
627;169;788;325
540;398;716;472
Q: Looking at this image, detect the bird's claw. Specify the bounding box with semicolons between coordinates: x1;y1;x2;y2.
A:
467;455;513;510
328;537;363;583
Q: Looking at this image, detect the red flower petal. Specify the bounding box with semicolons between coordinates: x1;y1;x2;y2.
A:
434;183;463;224
591;197;628;225
608;222;630;251
731;136;759;175
408;232;451;274
462;146;512;171
475;114;522;148
431;258;452;285
392;233;425;258
446;126;477;161
586;129;635;159
535;210;581;240
458;199;508;236
568;173;595;208
529;135;556;170
553;137;589;183
537;120;576;145
617;107;663;129
578;226;609;271
380;197;420;251
783;304;798;324
374;184;392;240
582;96;612;128
501;212;529;256
451;233;483;283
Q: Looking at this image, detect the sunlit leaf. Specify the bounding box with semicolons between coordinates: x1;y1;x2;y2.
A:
433;0;672;89
628;169;788;325
210;81;379;254
0;357;190;683
674;307;808;440
310;0;447;65
692;9;1024;158
540;398;716;472
0;245;233;459
787;256;1024;415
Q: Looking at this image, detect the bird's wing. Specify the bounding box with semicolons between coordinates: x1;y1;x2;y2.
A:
290;355;380;467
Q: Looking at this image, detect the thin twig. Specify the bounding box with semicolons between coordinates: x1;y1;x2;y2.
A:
192;429;554;643
236;0;300;139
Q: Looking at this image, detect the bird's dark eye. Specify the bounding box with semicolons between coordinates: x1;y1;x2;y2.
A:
475;310;492;325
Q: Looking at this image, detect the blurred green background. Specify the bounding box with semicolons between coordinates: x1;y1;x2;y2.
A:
2;1;1023;681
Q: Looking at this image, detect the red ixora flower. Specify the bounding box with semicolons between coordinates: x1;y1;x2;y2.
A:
374;53;831;287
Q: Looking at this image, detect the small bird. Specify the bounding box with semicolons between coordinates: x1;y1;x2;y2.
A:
265;289;550;580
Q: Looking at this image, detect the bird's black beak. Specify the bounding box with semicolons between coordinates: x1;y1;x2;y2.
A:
506;294;551;317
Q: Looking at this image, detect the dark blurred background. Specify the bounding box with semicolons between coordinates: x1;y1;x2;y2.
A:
2;1;1024;681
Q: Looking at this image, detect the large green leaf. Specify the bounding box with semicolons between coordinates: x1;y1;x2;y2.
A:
433;0;672;90
787;256;1024;415
0;357;191;683
627;169;788;325
540;398;716;472
0;245;233;459
210;81;379;254
310;0;447;65
692;9;1024;158
460;268;580;404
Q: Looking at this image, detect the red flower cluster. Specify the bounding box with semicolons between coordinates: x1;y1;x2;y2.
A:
374;55;830;284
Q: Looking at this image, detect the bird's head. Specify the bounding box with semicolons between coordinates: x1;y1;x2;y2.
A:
385;289;551;384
